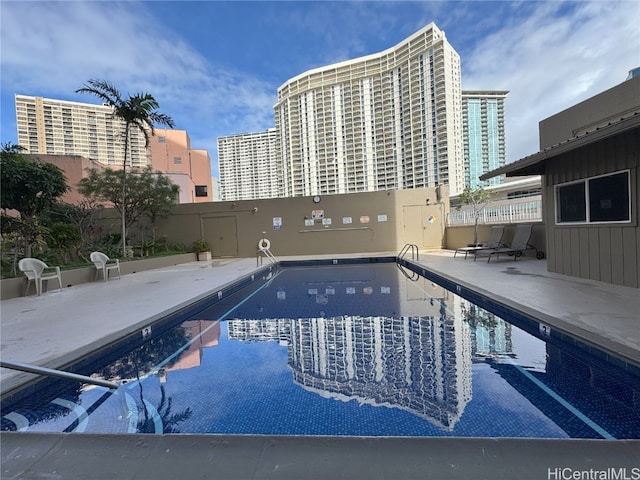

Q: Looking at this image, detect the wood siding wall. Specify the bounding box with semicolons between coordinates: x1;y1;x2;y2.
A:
543;128;640;287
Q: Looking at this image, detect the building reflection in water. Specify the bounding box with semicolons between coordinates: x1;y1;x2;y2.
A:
287;314;472;430
158;320;221;382
226;292;515;431
459;303;514;362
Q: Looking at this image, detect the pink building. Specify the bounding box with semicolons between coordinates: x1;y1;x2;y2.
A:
148;129;213;203
25;154;109;205
159;321;221;381
22;129;212;206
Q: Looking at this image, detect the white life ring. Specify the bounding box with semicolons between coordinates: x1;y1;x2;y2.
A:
258;238;271;251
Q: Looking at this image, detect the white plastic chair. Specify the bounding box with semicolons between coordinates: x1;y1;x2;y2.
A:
90;252;121;282
18;258;63;296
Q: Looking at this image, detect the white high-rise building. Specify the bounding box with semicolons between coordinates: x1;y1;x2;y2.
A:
217;128;280;200
274;23;464;196
15;95;149;168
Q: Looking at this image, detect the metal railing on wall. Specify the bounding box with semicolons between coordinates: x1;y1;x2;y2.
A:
447;199;542;226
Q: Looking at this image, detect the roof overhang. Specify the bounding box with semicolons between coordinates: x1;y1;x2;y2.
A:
480;112;640;180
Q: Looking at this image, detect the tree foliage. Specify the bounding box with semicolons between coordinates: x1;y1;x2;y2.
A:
0;214;47;255
47;200;105;261
142;171;182;242
77;167;179;238
0;143;69;220
457;186;494;246
76;80;174;150
76;79;175;256
46;222;81;263
1;143;69;256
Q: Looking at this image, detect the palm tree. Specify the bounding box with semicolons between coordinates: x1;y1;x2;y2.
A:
76;79;174;256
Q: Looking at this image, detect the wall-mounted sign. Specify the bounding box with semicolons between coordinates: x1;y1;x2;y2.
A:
273;217;282;229
360;216;370;224
427;215;436;224
322;218;332;226
311;210;324;220
304;218;314;226
378;214;387;222
342;217;352;224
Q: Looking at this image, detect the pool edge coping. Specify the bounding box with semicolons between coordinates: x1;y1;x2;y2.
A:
400;257;640;374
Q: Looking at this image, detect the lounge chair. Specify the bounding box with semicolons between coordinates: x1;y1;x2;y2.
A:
474;224;544;262
454;225;505;259
18;258;63;296
90;251;121;281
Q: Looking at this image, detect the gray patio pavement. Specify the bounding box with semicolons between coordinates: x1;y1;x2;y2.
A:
1;251;639;479
1;257;267;396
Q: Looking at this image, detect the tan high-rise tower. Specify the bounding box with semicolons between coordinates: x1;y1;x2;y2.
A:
15;94;149;168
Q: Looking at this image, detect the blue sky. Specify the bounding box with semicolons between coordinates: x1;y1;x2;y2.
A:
1;1;638;177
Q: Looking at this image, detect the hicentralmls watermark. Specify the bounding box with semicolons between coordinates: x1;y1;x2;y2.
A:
547;468;640;480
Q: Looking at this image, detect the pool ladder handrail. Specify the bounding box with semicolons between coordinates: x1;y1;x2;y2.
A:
0;358;119;390
396;263;421;281
256;248;278;266
397;243;419;262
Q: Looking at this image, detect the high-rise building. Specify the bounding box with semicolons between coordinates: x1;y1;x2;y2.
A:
461;91;508;188
274;23;464;196
15;94;149;168
15;95;212;203
217;128;280;200
210;177;222;201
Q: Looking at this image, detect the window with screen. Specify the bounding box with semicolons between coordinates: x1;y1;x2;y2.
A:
555;170;630;224
588;172;630;222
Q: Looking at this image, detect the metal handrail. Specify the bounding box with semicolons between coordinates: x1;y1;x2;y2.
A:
398;244;419;262
0;358;119;389
256;248;278;266
396;263;420;281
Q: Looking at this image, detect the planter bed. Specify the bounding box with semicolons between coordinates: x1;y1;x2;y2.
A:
0;253;197;300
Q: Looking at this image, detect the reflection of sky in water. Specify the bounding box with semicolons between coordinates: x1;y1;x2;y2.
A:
511;328;547;372
159;323;566;437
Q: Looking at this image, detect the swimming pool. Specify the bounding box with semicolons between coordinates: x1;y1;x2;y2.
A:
2;261;639;438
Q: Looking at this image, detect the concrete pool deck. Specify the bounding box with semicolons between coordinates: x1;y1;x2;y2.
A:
1;251;639;479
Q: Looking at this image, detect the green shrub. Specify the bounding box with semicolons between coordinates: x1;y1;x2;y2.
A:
193;239;210;253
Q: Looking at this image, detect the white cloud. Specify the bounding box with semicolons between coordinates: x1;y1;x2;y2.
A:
2;2;205;93
2;0;637;177
0;1;277;176
462;0;640;162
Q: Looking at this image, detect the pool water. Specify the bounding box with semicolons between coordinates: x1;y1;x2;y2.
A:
2;263;639;438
